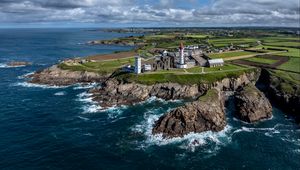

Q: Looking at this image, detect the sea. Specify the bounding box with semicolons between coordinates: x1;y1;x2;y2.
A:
0;28;299;170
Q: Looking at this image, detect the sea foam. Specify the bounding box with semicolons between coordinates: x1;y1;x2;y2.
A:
13;82;69;89
132;108;233;153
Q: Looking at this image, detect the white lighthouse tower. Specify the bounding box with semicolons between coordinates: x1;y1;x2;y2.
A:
134;56;141;74
177;42;187;69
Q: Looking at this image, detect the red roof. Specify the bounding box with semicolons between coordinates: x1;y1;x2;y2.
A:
179;42;184;49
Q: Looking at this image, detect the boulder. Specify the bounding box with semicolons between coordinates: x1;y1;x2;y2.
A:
235;84;272;123
152;89;226;138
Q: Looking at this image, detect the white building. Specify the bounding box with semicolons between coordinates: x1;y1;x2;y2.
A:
135;56;141;74
143;64;152;71
208;59;224;67
176;42;187;69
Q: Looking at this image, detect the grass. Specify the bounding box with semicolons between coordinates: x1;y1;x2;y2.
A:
185;64;246;73
279;57;300;73
209;51;256;59
264;42;300;48
59;57;135;74
258;45;300;58
184;34;210;38
116;68;256;85
269;70;300;95
208;38;258;47
198;89;219;102
243;57;278;65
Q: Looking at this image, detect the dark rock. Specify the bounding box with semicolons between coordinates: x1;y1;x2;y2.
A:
152;89;226;138
235;84;272;123
91;70;260;109
7;61;31;67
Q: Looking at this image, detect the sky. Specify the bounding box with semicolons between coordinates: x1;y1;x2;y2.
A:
0;0;299;28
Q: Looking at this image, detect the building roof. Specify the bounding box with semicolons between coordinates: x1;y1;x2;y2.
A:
208;58;224;65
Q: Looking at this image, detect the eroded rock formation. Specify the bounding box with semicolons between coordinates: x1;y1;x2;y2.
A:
235;84;273;123
152;89;226;138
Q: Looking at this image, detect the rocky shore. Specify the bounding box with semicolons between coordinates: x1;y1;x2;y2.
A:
89;70;260;108
235;85;273;123
152;89;226;138
28;65;109;86
258;69;300;124
27;64;300;137
7;61;31;67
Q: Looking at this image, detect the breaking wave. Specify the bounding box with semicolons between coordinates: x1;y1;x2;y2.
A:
76;92;102;114
73;82;99;90
12;82;69;89
54;91;67;96
17;72;35;79
0;63;26;68
132;108;233;153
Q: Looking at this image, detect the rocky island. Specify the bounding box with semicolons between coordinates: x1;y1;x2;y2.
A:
152;89;226;138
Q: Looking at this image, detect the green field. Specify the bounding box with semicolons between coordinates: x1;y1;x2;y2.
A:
209;51;256;59
184;34;210;38
279;57;300;73
243;57;278;65
209;38;258;47
185;64;246;73
264;42;300;48
59;57;134;74
256;45;300;58
116;68;256;85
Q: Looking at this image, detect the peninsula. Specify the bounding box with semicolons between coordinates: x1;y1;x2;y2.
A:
28;28;300;137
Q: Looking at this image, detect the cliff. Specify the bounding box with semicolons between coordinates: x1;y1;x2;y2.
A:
235;85;273;123
257;69;300;124
90;70;260;108
152;89;226;138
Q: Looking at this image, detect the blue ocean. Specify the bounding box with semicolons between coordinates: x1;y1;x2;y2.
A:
0;28;299;170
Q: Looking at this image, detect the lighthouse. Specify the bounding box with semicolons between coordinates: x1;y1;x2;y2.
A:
177;42;187;69
134;56;141;74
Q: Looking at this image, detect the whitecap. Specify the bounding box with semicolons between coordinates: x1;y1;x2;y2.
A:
17;72;35;79
12;82;69;89
54;91;67;96
82;104;102;114
76;91;102;114
105;105;128;120
132;109;233;153
0;63;26;68
77;116;90;121
73;82;99;90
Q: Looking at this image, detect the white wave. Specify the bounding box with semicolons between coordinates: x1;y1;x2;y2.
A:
54;91;67;96
105;105;128;120
77;116;90;121
132;109;232;153
82;104;102;114
17;72;35;79
136;96;182;106
73;82;99;90
0;63;26;68
12;82;69;89
77;91;102;114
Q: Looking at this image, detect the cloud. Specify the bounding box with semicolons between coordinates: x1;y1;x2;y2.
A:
0;0;299;27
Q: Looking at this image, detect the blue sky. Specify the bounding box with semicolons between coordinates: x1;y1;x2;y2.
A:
0;0;299;28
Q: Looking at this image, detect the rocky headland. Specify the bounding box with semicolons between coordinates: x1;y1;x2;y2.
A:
28;65;109;86
235;84;273;123
152;89;226;138
258;69;300;124
89;70;260;108
28;64;300;137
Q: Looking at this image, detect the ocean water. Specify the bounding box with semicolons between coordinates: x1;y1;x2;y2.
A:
0;28;299;170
